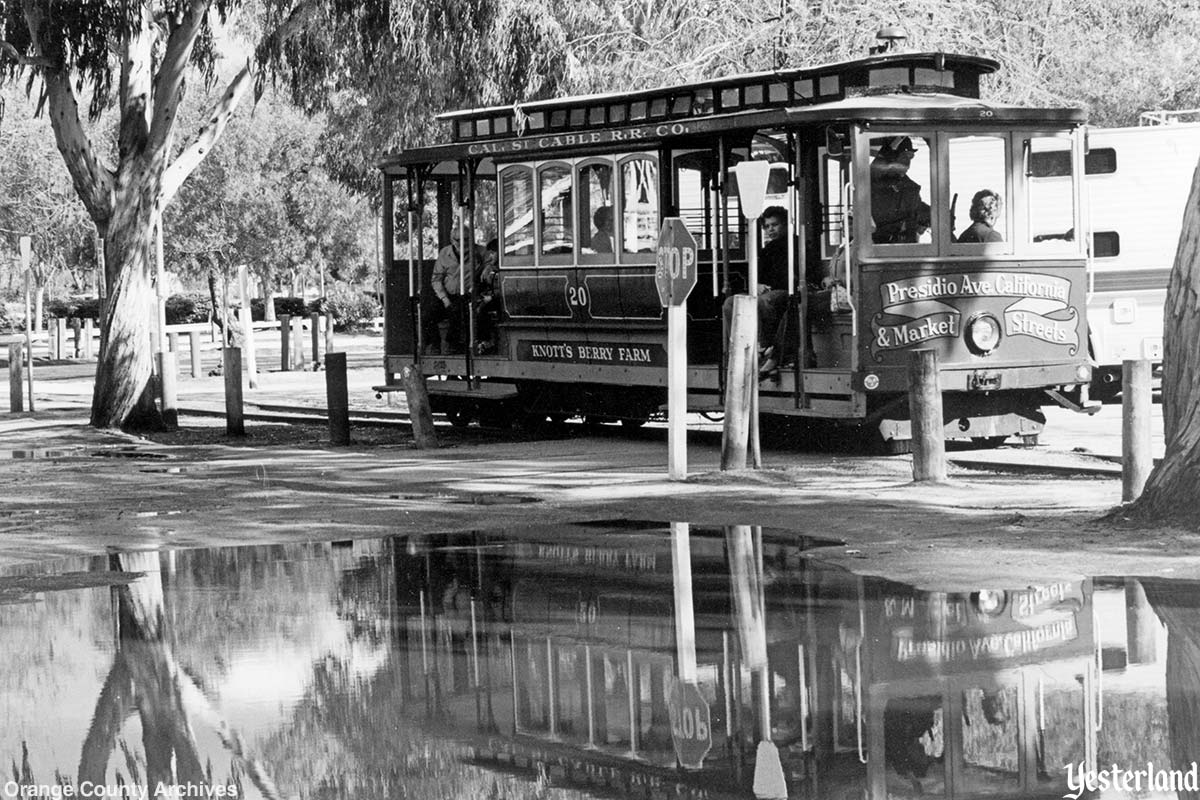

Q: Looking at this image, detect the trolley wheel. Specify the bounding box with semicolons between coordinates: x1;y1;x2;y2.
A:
971;435;1008;449
620;417;647;429
448;409;473;428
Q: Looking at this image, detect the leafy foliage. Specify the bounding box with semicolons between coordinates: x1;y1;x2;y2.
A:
313;282;381;330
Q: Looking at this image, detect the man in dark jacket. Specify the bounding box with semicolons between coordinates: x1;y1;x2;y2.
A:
871;137;931;244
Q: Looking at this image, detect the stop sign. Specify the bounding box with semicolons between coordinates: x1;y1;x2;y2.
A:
667;678;712;769
655;218;698;307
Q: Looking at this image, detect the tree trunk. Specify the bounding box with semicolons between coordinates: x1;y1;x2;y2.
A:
1124;159;1200;523
89;193;161;430
1142;580;1200;800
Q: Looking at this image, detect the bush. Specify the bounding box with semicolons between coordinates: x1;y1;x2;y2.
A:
41;297;101;323
165;293;213;325
0;303;12;333
273;296;306;318
320;284;382;331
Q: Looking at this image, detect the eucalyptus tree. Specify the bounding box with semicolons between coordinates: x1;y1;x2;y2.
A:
0;0;535;430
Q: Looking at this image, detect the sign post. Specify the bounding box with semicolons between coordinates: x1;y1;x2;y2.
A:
655;219;698;480
19;236;34;413
730;161;774;470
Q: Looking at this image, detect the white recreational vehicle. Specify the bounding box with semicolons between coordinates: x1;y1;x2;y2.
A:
1083;114;1200;400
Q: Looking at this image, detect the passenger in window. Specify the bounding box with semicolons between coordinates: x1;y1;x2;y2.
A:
957;190;1003;243
476;238;500;354
870;136;931;244
424;220;487;355
591;206;615;253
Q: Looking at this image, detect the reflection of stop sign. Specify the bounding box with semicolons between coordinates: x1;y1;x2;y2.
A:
655;218;698;307
667;678;712;769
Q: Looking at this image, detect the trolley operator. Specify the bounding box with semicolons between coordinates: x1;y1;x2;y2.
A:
424;220;491;355
870;136;931;244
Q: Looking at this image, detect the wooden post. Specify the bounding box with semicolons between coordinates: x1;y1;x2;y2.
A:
167;331;179;356
1122;359;1152;502
223;347;244;436
8;342;23;413
239;266;258;389
291;315;305;370
324;314;335;354
279;314;291;371
23;270;34;413
310;311;321;368
325;351;350;445
188;331;202;378
400;364;439;449
1124;578;1158;665
908;349;947;482
71;318;82;358
156;351;178;429
53;317;66;359
721;296;755;470
671;522;698;682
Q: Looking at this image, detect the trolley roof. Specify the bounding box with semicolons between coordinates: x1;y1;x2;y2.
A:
379;51;1086;174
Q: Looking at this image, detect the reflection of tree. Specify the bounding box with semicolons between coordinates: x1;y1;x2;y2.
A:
79;551;275;799
1141;580;1200;800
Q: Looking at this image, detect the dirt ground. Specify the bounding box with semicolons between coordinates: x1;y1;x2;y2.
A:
0;331;1192;589
4;391;1199;593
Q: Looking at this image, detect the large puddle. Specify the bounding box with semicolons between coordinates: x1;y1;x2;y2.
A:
0;522;1194;799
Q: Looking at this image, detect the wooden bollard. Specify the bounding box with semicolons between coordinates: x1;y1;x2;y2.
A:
400;364;439;449
223;347;244;436
291;315;305;370
188;331;202;378
8;342;23;413
156;351;178;429
279;314;291;371
324;314;335;354
167;331;179;357
70;318;81;358
325;351;350;445
310;312;321;368
53;317;66;359
721;296;755;470
83;319;94;360
908;349;947;482
1122;359;1152;502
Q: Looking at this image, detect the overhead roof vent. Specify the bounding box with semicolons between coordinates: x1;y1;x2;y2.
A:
871;27;909;54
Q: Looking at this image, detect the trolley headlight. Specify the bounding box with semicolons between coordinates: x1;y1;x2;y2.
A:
972;590;1007;617
965;313;1002;356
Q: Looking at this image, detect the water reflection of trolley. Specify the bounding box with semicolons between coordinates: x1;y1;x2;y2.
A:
378;39;1095;448
804;572;1099;799
390;526;1100;799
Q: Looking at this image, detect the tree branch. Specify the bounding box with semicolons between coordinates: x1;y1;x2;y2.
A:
0;38;52;68
146;0;208;158
159;61;254;208
21;0;115;228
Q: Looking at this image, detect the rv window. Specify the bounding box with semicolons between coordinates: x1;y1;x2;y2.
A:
1092;230;1120;258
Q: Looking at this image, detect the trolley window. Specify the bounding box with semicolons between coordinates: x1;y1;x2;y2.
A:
620;155;660;258
1026;135;1078;253
867;134;933;248
538;162;574;264
947;135;1009;252
577;159;615;262
500;165;535;264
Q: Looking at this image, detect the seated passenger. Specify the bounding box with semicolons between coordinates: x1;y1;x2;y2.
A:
591;206;614;253
422;220;487;355
722;205;791;377
957;190;1003;243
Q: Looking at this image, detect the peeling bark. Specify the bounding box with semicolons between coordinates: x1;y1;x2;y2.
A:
1125;160;1200;523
